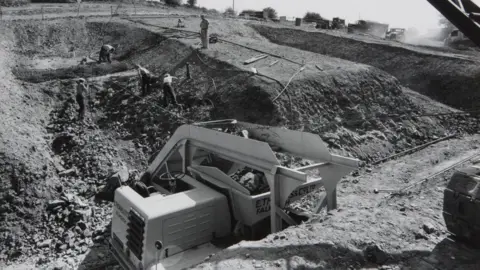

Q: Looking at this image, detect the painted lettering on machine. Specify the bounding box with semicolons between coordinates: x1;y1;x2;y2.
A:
114;201;129;225
255;184;318;215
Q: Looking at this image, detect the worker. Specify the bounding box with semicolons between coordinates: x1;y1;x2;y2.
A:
76;78;88;121
98;44;115;64
136;64;158;96
162;73;178;107
200;15;209;49
177;18;185;28
79;57;87;65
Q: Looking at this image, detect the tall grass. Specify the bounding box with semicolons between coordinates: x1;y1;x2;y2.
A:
1;0;30;7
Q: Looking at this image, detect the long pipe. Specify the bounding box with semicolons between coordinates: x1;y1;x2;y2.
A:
372;133;458;165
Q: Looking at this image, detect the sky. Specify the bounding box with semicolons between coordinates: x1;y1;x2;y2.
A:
197;0;480;33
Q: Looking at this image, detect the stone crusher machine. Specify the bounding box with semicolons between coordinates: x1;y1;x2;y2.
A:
108;120;359;270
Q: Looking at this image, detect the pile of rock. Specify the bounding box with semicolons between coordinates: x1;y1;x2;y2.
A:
0;95;132;265
94;79;214;157
231;168;270;195
32;192;113;265
47;192;92;226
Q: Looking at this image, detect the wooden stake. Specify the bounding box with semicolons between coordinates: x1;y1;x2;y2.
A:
186;63;191;79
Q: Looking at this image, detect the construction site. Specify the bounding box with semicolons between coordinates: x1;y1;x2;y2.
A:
0;0;480;269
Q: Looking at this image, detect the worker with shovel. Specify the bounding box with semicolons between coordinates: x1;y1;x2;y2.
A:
136;64;159;96
76;78;88;121
162;73;178;107
98;44;115;64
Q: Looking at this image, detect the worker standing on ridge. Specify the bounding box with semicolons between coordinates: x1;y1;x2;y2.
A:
200;15;209;49
98;44;115;64
162;73;178;107
177;18;185;28
76;78;88;121
136;64;157;96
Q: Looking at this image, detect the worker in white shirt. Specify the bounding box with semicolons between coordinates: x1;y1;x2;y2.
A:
162;73;178;107
98;44;115;64
76;78;88;121
135;64;158;96
200;15;209;49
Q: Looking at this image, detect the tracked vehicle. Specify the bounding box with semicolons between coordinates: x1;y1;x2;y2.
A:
443;162;480;247
426;0;480;248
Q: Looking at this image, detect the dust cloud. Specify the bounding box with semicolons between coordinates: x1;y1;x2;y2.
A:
403;27;445;48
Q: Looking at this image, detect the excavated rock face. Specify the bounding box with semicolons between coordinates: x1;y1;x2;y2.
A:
443;165;480;248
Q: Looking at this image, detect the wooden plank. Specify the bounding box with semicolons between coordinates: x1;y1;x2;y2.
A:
243;54;268;65
269;60;279;66
315;64;324;71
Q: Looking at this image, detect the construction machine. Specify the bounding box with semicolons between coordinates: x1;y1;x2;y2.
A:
315;19;331;29
443;161;480;248
427;0;480;48
347;20;389;38
443;28;476;48
385;28;406;42
332;17;346;29
108;120;359;270
425;0;480;248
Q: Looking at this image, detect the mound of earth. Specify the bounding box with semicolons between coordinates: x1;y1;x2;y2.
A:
251;24;480;111
0;17;478;269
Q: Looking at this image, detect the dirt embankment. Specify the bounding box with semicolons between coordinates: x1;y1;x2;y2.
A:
251;25;480;111
0;21;61;262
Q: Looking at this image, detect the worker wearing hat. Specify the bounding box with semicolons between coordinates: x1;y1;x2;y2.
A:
162;73;178;107
135;64;158;96
98;44;115;64
76;78;88;121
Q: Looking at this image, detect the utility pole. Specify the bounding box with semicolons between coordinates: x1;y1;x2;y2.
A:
233;0;235;15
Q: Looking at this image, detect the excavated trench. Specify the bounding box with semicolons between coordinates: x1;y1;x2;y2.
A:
0;18;478;267
251;24;480;111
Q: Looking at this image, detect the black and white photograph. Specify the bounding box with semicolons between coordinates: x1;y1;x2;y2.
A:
0;0;480;269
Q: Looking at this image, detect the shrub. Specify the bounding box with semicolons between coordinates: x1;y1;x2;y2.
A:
186;0;196;7
1;0;29;7
164;0;182;6
303;12;322;22
207;8;219;15
224;7;235;16
263;7;277;19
